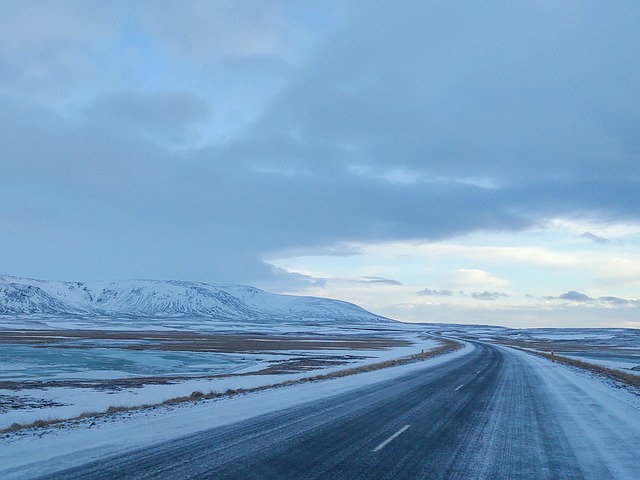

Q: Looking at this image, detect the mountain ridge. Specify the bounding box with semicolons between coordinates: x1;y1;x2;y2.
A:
0;275;393;323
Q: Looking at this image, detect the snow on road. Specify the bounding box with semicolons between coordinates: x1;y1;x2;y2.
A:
513;347;640;478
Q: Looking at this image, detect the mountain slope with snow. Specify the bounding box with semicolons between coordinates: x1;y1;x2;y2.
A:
0;275;393;324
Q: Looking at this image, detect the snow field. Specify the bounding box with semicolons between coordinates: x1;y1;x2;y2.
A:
0;344;471;479
0;333;437;430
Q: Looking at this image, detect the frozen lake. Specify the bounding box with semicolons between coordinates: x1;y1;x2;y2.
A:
0;344;255;382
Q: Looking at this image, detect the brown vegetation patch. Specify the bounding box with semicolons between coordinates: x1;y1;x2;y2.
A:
0;330;408;352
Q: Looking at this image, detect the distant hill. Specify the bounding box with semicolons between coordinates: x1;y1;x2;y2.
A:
0;275;393;324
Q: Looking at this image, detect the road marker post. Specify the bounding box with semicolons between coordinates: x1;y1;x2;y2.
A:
421;349;424;361
551;351;555;363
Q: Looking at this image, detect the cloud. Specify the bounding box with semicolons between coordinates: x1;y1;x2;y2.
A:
443;269;510;290
471;291;509;301
558;291;593;302
598;296;635;306
0;1;121;99
417;288;453;297
85;91;212;143
248;1;640;196
262;265;327;292
581;232;609;244
418;288;509;300
268;244;363;259
544;291;638;308
358;276;403;286
138;0;328;65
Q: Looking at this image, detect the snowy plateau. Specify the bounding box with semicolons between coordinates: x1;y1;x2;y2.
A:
0;275;389;325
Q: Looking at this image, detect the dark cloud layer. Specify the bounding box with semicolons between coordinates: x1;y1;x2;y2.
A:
1;1;639;288
85;91;212;143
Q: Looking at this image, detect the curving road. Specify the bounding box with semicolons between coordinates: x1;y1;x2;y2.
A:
36;342;640;479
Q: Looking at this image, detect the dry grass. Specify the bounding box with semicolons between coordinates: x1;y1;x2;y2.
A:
0;338;462;435
2;417;63;433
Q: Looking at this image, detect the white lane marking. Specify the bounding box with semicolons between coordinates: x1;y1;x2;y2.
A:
373;425;411;452
476;370;482;374
454;384;464;391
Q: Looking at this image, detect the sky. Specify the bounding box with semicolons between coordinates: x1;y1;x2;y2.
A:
1;0;639;328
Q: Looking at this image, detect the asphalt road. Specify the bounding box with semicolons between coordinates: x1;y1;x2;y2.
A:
37;343;612;479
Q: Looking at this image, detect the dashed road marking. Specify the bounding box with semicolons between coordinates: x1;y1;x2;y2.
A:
454;384;464;391
373;425;411;452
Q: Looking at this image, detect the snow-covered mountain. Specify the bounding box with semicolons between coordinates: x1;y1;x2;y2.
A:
0;275;393;323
